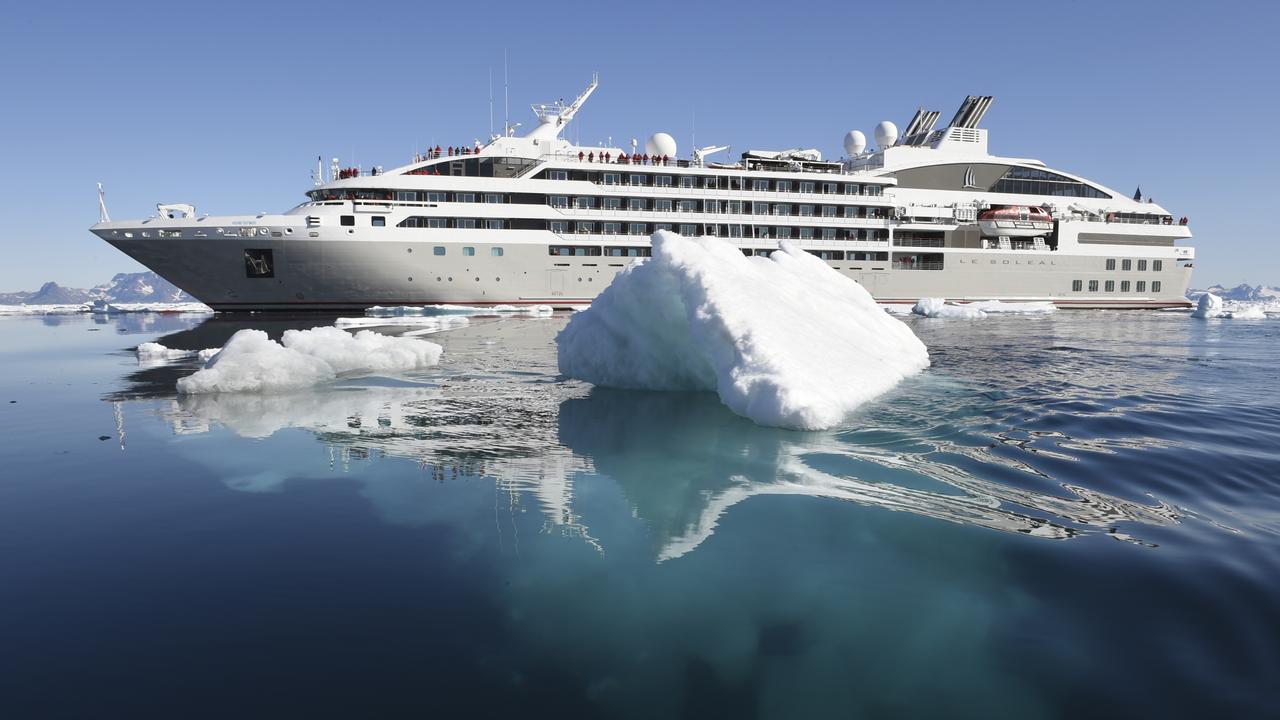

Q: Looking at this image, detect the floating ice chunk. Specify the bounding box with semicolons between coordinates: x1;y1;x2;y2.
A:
196;348;220;362
1190;293;1223;319
335;316;471;333
176;327;442;394
912;298;986;319
964;300;1057;314
136;342;195;361
1225;305;1267;320
556;232;930;430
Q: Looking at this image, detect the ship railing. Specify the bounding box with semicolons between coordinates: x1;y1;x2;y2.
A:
554;207;888;223
895;261;945;271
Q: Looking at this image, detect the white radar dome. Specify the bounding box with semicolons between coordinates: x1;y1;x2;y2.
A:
645;132;677;158
874;121;898;149
843;130;867;156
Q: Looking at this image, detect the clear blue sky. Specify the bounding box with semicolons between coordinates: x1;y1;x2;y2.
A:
0;0;1274;290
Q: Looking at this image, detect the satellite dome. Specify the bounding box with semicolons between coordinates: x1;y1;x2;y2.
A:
645;132;677;158
874;121;898;149
843;130;867;156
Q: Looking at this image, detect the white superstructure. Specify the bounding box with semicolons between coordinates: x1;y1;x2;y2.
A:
91;79;1195;311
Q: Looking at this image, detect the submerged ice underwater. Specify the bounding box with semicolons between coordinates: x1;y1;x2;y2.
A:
0;234;1277;718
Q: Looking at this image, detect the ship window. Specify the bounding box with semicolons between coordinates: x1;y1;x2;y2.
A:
1105;280;1115;292
776;227;792;239
776;181;792;192
679;224;697;236
1136;281;1147;292
628;198;647;211
456;193;476;203
1138;259;1148;271
429;218;446;228
799;226;814;239
808;249;844;260
821;206;837;217
1121;280;1131;292
603;197;621;210
427;192;447;203
752;202;770;215
550;221;568;233
457;219;477;229
752;179;770;191
654;223;672;231
655;199;673;212
680;176;695;188
485;219;504;229
704;177;718;189
1153;260;1163;271
603;173;621;185
727;200;743;214
799;205;814;217
371;216;385;227
679;200;698;213
463;246;476;256
549;170;568;181
823;182;838;194
396;191;418;202
605;246;652;257
800;181;815;193
629;174;647;186
1152;281;1161;292
550;196;569;208
654;175;673;187
603;223;621;235
844;184;859;195
340;215;354;226
484;193;504;203
1072;280;1083;292
244;249;274;278
844;206;859;218
575;197;595;209
1089;280;1099;292
1120;259;1131;271
575;221;595;234
433;246;446;255
989;166;1111;198
704;199;721;214
629;223;647;235
1106;258;1116;270
774;204;792;216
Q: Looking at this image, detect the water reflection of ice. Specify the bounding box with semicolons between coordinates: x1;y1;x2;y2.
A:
151;311;1206;559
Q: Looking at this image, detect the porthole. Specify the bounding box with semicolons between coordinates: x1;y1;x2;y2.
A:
407;248;413;253
474;277;479;282
285;228;293;235
495;277;500;282
408;276;414;282
436;276;442;282
447;277;453;282
347;229;354;234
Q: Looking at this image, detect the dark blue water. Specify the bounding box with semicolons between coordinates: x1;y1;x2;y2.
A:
0;310;1276;718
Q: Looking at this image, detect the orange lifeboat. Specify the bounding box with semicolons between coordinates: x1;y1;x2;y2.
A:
977;205;1053;237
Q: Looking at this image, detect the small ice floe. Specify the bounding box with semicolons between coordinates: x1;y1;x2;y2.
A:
335;315;471;334
176;326;442;394
136;342;196;361
1190;293;1224;319
556;231;930;430
1224;304;1268;320
92;299;212;314
963;300;1056;314
912;298;987;319
364;304;553;318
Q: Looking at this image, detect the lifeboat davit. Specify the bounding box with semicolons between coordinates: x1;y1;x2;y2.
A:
977;205;1053;237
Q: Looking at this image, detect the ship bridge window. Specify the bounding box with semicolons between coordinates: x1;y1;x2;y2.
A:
416;156;539;178
990;166;1111;198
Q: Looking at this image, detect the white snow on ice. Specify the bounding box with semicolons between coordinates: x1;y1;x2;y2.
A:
555;232;930;430
335;315;472;333
912;298;986;319
176;326;442;394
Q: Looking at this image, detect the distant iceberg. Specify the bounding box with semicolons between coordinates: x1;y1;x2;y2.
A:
555;232;930;430
177;327;442;394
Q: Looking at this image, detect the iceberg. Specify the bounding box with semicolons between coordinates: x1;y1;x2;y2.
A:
1225;305;1267;320
1190;293;1223;319
912;298;987;319
555;232;930;430
176;326;442;394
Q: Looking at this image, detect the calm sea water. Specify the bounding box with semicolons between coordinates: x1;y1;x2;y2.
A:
0;310;1276;718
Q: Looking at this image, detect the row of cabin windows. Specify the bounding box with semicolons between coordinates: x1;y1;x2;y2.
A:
315;190;542;204
549;221;888;240
549;196;886;218
427;246;506;256
541;168;885;195
547;245;888;262
391;215;888;240
1071;280;1162;293
1104;258;1164;271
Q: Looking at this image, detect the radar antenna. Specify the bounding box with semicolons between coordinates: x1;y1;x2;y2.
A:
525;73;598;141
97;183;110;223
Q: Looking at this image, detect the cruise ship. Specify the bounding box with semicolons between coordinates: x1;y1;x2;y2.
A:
91;75;1195;311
